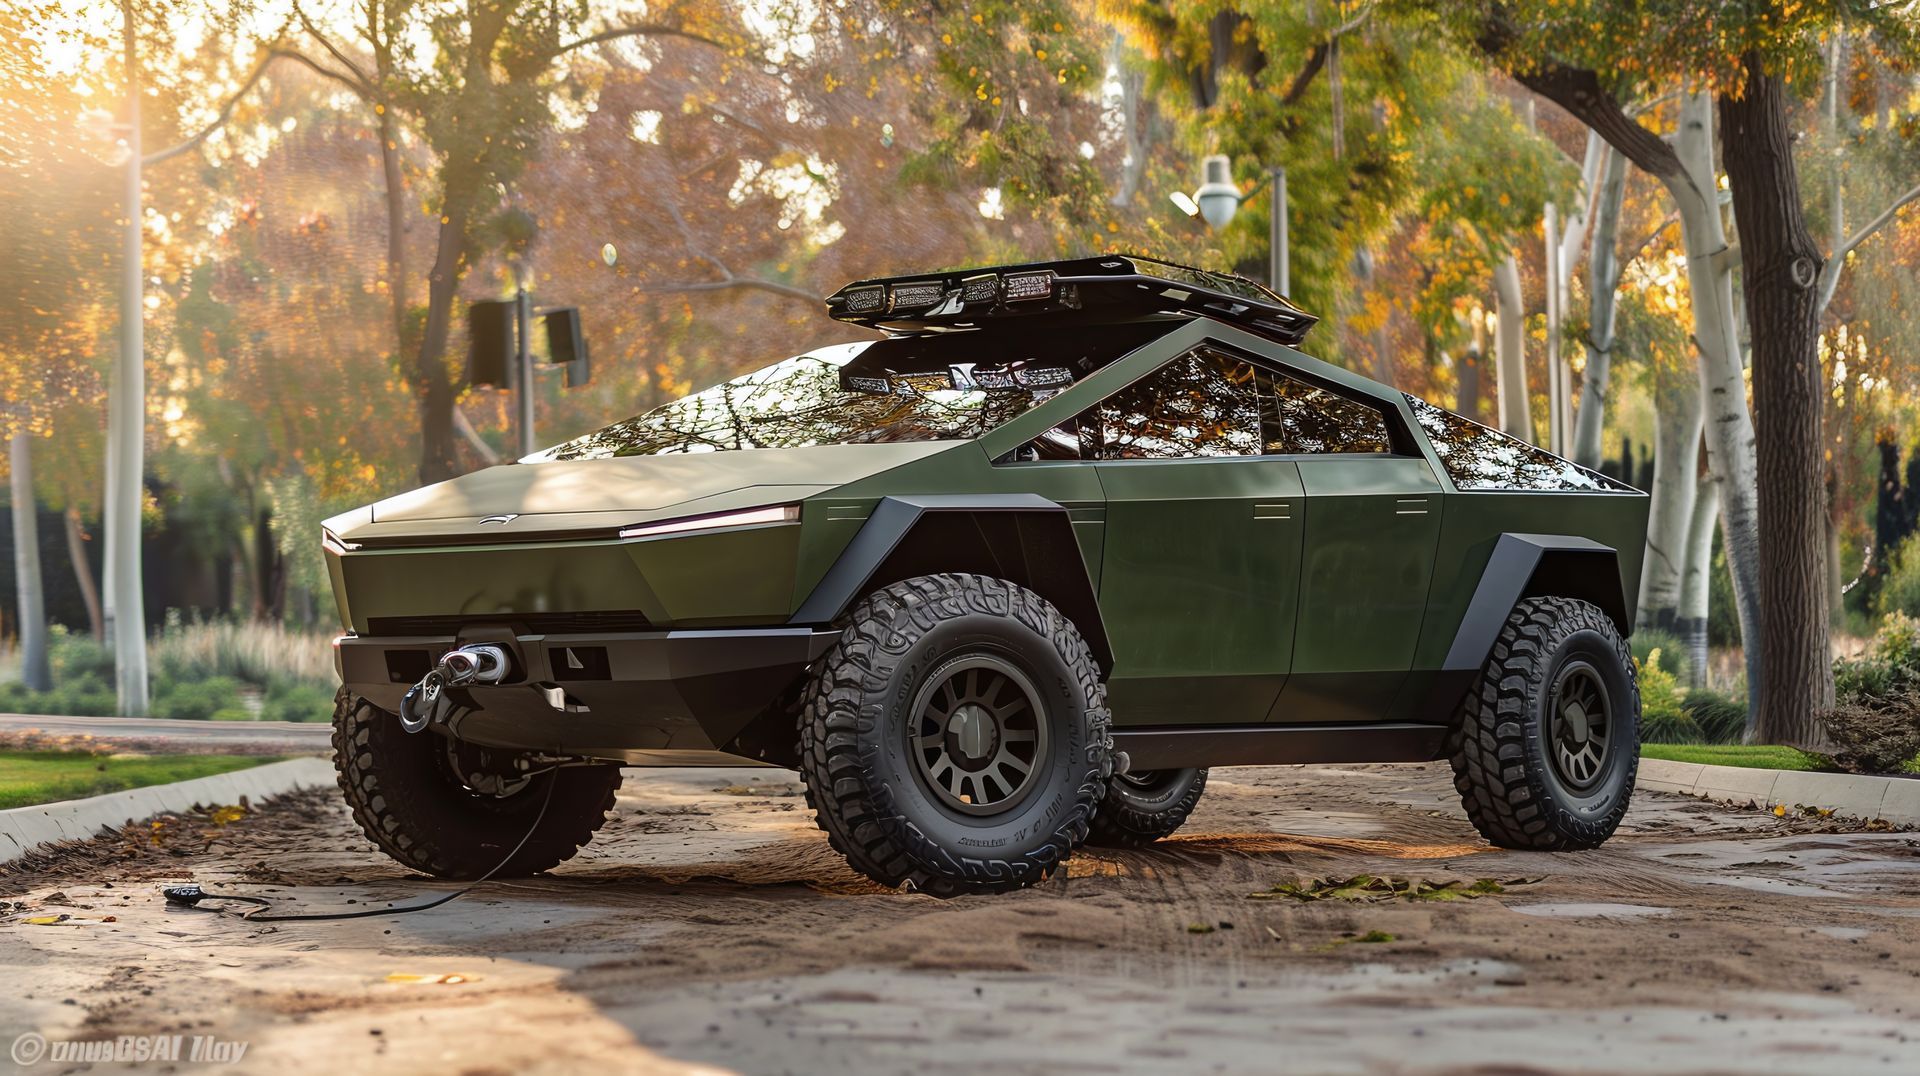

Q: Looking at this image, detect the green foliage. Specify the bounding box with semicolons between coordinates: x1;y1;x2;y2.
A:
1832;610;1920;706
150;676;246;722
1630;628;1690;689
0;675;116;718
0;751;274;810
1873;535;1920;623
1635;648;1693;742
1823;611;1920;773
260;682;337;724
1639;743;1829;772
47;625;113;685
150;618;338;696
1681;689;1749;746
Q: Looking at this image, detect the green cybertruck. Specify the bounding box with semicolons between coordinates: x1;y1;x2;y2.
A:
324;256;1648;896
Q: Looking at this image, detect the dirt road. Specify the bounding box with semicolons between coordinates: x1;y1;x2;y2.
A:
3;762;1918;1074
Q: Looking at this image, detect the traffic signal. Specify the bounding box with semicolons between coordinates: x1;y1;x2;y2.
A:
468;300;516;388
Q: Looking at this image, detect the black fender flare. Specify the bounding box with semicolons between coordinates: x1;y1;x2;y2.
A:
1416;533;1628;725
789;494;1114;675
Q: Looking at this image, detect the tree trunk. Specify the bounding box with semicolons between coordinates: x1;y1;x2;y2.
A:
1680;470;1720;693
379;104;411;351
9;434;50;692
1492;255;1530;442
1720;58;1832;746
1573;146;1628;469
1457;339;1483;423
1108;33;1148;208
1668;91;1764;722
1639;372;1702;632
414;201;471;485
1544;202;1564;454
63;506;103;641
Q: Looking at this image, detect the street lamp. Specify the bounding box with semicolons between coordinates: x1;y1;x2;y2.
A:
1171;153;1290;297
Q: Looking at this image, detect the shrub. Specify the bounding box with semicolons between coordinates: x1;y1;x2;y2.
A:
1820;696;1920;774
1635;648;1696;743
150;676;245;721
1631;628;1690;690
1876;538;1920;623
1680;689;1748;745
260;682;336;723
1833;611;1920;707
149;617;337;695
47;626;114;684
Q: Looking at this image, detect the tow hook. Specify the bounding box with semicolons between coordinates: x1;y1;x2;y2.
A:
398;644;510;734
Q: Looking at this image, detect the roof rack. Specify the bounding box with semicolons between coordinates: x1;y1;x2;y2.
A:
823;254;1317;346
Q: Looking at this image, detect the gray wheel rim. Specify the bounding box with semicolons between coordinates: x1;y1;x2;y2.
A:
1549;660;1612;792
910;653;1049;817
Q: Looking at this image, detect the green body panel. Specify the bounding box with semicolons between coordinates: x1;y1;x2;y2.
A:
328;521;803;632
1094;457;1303;727
1278;457;1445;723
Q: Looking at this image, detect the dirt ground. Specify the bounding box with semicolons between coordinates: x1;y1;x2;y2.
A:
3;762;1919;1075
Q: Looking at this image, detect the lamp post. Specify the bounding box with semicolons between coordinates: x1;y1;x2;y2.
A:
1173;154;1289;296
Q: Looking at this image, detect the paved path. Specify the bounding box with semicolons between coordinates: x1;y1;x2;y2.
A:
0;712;331;750
3;762;1916;1074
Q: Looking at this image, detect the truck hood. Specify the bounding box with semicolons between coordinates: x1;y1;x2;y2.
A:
324;441;955;546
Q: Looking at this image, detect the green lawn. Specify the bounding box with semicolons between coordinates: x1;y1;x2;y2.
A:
0;751;278;810
1641;743;1830;771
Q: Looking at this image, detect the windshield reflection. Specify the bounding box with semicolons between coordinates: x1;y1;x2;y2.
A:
530;345;1051;461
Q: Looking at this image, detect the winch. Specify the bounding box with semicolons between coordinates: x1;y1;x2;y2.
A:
398;644;511;733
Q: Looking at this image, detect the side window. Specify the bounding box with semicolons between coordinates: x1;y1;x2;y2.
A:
1091;348;1264;460
1262;371;1392;454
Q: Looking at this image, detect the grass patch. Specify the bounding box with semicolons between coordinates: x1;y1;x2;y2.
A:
0;751;277;810
1642;743;1831;771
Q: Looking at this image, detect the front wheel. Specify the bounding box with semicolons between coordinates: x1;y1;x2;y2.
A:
332;690;624;878
1448;596;1639;851
797;574;1113;897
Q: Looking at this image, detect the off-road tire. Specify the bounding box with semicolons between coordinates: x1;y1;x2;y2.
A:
332;689;623;878
1085;768;1207;848
1449;596;1640;851
797;574;1113;897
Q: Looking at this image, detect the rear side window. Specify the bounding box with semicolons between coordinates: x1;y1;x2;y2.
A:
1264;372;1391;454
1405;394;1632;492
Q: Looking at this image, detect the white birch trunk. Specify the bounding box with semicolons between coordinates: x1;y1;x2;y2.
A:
1639;374;1702;632
1493;255;1531;442
10;433;50;692
1573;146;1628;468
1680;475;1721;692
1665;92;1763;713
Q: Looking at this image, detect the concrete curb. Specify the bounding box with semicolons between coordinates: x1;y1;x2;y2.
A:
1640;757;1920;826
0;757;335;865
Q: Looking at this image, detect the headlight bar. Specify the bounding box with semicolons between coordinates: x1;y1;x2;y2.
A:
618;504;801;540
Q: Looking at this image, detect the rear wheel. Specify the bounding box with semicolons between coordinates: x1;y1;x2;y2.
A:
332;689;624;878
797;574;1112;897
1448;597;1639;850
1085;767;1207;847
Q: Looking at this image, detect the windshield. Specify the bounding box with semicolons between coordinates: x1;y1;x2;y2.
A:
528;344;1057;462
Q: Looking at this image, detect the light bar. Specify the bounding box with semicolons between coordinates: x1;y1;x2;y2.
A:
618;504;800;540
1002;270;1054;301
888;281;946;311
322;529;361;555
822;255;1318;346
842;285;884;314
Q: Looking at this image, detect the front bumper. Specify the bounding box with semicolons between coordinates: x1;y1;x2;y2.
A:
336;626;839;764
